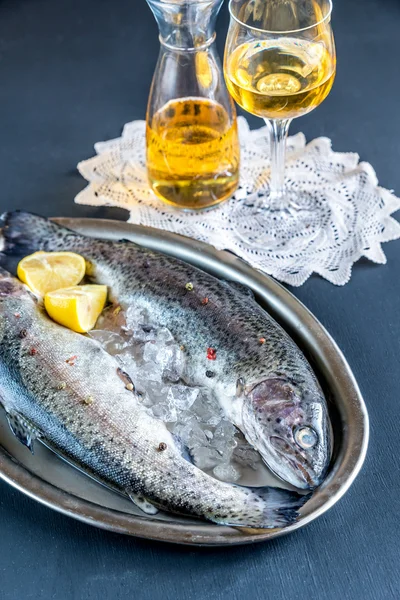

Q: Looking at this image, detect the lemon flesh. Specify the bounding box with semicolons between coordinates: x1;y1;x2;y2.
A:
17;251;86;296
44;285;108;333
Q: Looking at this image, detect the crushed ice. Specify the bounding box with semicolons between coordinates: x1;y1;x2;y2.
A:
90;305;261;483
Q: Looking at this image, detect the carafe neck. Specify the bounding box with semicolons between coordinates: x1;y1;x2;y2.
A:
146;0;223;50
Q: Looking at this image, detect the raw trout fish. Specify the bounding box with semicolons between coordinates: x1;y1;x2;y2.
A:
0;268;306;528
1;211;332;491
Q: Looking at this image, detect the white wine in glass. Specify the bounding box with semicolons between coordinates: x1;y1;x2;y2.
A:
226;37;335;119
224;0;336;245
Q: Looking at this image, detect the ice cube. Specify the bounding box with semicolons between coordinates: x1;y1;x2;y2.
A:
167;385;199;411
143;341;158;363
113;347;140;374
151;402;178;423
187;419;208;449
233;443;261;470
131;325;157;343
171;420;193;445
95;305;127;333
211;421;238;453
135;361;163;385
124;305;151;333
115;342;144;366
147;382;170;402
192;390;223;425
163;345;186;382
143;341;185;382
191;446;221;470
157;327;175;344
213;463;241;483
207;413;224;427
140;392;154;408
89;330;126;356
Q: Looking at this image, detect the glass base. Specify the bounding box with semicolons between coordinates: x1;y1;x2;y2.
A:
233;190;330;250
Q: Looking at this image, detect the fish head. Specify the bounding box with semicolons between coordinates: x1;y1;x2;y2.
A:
242;377;331;490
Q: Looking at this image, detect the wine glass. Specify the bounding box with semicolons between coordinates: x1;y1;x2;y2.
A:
224;0;336;246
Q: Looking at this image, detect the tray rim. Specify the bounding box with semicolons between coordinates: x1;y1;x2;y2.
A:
0;217;369;546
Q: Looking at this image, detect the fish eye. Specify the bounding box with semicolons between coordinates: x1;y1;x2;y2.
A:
294;427;318;449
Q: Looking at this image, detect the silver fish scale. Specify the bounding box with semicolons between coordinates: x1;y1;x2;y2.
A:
0;279;301;528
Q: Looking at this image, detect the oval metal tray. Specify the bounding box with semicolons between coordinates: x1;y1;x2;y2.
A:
0;218;369;546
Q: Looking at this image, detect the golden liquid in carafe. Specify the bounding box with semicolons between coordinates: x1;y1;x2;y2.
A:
225;38;335;120
146;98;240;210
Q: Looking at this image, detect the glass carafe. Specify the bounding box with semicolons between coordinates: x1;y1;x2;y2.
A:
146;0;240;211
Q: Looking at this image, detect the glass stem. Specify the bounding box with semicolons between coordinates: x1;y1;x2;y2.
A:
265;118;292;210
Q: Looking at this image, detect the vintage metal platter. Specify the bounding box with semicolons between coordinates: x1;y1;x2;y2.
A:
0;218;369;546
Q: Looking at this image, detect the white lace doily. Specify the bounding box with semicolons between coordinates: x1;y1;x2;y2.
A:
76;117;400;286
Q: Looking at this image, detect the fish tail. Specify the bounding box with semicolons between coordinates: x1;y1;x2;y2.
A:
0;211;77;274
225;487;310;530
212;486;309;530
255;487;310;529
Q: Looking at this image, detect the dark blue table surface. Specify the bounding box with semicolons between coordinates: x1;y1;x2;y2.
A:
0;0;399;598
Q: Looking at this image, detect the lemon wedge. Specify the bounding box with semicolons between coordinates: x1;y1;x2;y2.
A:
44;285;108;333
17;252;86;296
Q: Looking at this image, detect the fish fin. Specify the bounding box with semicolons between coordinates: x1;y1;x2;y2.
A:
127;491;159;515
0;211;77;273
251;487;310;529
224;280;255;300
5;412;36;454
172;434;193;464
116;367;135;392
210;487;310;529
236;377;246;396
